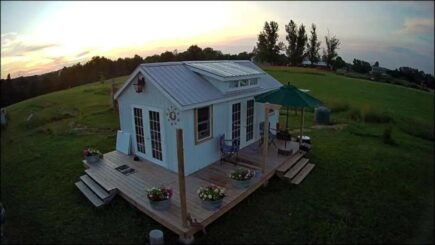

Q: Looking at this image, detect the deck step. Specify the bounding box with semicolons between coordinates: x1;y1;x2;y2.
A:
85;170;113;192
284;158;309;179
277;150;306;174
80;174;111;200
291;163;315;184
75;181;104;207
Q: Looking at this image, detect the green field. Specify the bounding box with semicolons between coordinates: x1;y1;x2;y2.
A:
1;67;433;244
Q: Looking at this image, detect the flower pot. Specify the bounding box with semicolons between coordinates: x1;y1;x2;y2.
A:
149;199;171;211
201;198;223;211
231;178;252;189
86;154;100;164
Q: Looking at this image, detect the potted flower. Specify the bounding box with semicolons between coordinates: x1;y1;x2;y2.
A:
197;184;225;211
228;167;256;189
146;186;172;211
83;147;102;163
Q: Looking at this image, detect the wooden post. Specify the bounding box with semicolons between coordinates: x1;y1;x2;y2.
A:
176;129;188;228
262;103;270;174
299;108;305;145
110;80;115;109
111;80;119;113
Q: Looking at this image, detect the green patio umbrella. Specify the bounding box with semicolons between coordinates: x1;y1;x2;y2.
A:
255;82;322;147
256;83;321;107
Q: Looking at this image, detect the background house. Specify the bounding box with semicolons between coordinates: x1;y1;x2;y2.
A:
301;59;329;69
370;65;390;76
114;60;282;175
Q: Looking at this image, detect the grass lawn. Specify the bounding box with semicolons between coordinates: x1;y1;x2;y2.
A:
1;67;433;244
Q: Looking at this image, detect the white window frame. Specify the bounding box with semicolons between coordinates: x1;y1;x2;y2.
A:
227;78;259;91
194;105;213;144
246;99;255;143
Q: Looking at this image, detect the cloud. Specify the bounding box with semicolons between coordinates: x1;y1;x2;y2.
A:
387;46;428;60
399;18;434;35
1;32;59;57
1;56;70;78
75;50;90;58
1;32;18;43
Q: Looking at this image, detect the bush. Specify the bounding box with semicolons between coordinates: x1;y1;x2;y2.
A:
348;106;392;124
397;117;434;141
327;100;350;113
383;124;395;145
348;108;362;121
406;83;420;89
362;106;392;123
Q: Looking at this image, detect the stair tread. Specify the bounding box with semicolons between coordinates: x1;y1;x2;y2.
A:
284;158;309;179
85;169;115;192
277;151;306;173
80;175;110;200
291;163;315;184
75;181;104;207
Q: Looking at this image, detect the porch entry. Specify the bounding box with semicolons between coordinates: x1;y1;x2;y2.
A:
132;106;165;167
230;99;256;148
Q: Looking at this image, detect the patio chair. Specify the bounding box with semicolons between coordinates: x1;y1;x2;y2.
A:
259;122;278;149
219;134;240;164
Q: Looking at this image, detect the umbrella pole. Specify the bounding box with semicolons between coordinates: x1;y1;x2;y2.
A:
299;108;305;146
285;106;289;148
286;107;289;129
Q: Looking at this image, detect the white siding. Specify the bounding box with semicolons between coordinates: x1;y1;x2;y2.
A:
117;72;179;173
180;97;280;175
181;102;227;175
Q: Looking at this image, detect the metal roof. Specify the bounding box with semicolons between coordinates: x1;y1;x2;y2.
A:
141;63;223;107
185;61;264;79
116;60;282;110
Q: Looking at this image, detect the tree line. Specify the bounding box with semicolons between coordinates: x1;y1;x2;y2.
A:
0;45;254;107
349;58;434;89
252;20;434;89
253;20;340;68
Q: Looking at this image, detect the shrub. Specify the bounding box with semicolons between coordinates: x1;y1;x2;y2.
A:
347;105;392;124
397;117;434;141
327;100;350;113
383;124;395;145
362;106;392;123
406;83;420;89
348;108;362;121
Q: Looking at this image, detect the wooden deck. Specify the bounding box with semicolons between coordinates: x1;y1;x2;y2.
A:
82;139;301;239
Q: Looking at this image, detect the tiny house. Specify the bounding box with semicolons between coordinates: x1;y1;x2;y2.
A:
114;60;282;175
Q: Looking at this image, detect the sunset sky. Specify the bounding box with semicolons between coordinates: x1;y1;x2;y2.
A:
1;1;434;79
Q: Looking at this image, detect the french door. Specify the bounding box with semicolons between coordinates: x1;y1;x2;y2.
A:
132;106;165;166
230;99;255;148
